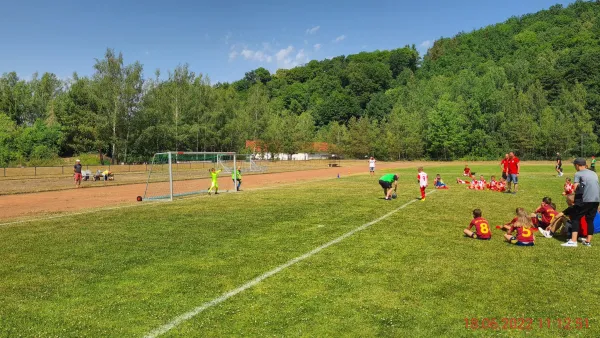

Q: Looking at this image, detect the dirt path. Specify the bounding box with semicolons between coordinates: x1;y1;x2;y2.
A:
0;162;418;221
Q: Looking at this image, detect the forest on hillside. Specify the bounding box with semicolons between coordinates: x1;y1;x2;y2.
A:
1;1;600;166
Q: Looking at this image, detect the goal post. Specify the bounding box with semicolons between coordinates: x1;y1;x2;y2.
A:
143;151;238;201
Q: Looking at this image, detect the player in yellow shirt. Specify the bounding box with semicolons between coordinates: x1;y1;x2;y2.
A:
232;169;242;191
208;168;222;195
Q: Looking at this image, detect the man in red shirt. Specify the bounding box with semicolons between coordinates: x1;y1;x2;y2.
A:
463;209;492;240
506;152;520;194
500;154;509;181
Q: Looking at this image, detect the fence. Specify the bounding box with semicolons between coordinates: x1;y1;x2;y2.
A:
1;158;334;179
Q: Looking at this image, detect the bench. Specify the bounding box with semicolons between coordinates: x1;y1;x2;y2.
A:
328;163;340;167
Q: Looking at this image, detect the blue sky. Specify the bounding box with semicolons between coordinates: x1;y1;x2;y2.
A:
0;0;575;84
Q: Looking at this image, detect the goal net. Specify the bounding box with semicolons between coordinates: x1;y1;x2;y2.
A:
143;152;238;201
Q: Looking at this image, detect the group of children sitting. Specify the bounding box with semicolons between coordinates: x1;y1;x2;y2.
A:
464;191;597;246
456;174;507;192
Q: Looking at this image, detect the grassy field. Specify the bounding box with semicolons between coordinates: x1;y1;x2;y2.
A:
0;164;598;337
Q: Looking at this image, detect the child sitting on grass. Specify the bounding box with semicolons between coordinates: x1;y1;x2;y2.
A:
504;208;535;246
495;178;507;192
468;175;478;190
463;209;492;240
463;165;471;177
434;174;448;189
487;175;498;190
534;197;558;230
562;177;574;196
477;175;487;190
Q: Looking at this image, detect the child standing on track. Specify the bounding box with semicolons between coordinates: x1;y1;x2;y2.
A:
73;159;82;188
418;167;428;201
369;157;376;176
208;168;222;195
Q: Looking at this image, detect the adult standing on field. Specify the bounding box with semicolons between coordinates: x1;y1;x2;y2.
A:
506;152;520;194
73;159;82;189
500;154;509;181
556;153;563;177
560;158;599;247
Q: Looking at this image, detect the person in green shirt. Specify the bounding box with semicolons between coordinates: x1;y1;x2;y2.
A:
232;169;242;191
592;156;596;172
379;173;399;200
208;168;222;195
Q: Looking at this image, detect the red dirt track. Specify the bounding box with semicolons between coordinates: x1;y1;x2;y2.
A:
0;162;410;221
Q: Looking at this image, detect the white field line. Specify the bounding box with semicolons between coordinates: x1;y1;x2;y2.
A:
144;190;436;338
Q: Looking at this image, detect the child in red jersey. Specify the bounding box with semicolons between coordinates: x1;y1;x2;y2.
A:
468;174;478;190
477;175;487;190
417;167;428;201
463;165;471;177
562;177;574;196
464;209;492;240
535;197;558;230
497;208;520;232
496;178;507;192
456;178;469;184
487;175;498;190
504;208;535;246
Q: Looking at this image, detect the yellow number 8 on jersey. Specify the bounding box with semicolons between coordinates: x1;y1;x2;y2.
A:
480;223;490;234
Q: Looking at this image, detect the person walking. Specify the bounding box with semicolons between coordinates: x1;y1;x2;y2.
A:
506;152;520;194
561;158;599;247
556;152;563;177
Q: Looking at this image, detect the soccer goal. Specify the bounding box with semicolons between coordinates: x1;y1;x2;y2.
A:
143;152;238;201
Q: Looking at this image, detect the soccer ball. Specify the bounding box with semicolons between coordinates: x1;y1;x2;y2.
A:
391;193;397;199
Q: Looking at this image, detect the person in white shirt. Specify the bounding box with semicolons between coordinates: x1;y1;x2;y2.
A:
369;157;376;176
418;167;428;201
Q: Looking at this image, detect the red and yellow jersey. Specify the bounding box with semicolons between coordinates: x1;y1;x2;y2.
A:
564;183;574;195
535;205;558;224
469;217;492;239
509;226;535;243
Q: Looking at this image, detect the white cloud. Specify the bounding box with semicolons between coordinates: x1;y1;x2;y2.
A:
296;49;307;64
306;25;320;35
276;45;294;62
420;40;433;49
241;49;272;62
314;43;322;51
229;51;239;61
276;45;303;68
333;35;346;43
